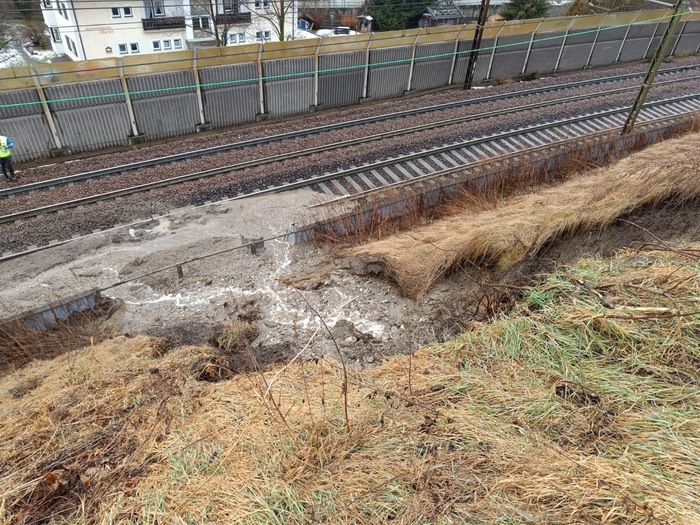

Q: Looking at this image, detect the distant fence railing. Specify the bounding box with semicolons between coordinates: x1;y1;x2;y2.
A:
1;9;699;162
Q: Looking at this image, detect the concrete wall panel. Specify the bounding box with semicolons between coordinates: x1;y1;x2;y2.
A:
127;70;196;101
263;57;314;82
450;40;473;85
2;114;54;163
489;34;530;79
127;72;199;137
264;78;313;117
411;42;454;91
318;52;364;107
199;62;258;91
44;79;124;110
619;23;656;62
367;46;411;99
588;26;627;67
54;104;131;152
526;31;566;73
674;21;700;54
645;23;676;58
41;79;130;151
262;57;314;116
132;93;200;139
558;31;596;71
473;38;495;83
0;89;43;119
199;63;259;127
201;85;259;128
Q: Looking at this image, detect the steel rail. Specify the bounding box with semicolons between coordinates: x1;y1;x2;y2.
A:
2;93;698;226
313;112;687;207
229;93;700;198
2;64;699;200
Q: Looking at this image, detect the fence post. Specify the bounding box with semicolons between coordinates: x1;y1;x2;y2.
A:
257;43;265;116
554;19;576;72
313;38;322;108
643;11;666;59
585;13;609;68
485;25;504;81
521;20;543;75
670;15;688;55
406;29;422;92
192;49;209;130
361;33;374;99
448;25;466;85
28;64;63;152
616;12;641;63
117;57;141;139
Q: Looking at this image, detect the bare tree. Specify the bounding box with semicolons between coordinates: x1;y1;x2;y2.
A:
190;0;250;46
0;29;12;56
254;0;295;41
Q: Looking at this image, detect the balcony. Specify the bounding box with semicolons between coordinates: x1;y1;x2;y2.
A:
217;12;251;24
142;16;186;31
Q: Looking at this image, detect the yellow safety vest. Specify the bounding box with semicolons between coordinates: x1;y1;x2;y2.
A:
0;136;12;158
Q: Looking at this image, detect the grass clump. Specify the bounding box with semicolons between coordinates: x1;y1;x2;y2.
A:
215;319;259;351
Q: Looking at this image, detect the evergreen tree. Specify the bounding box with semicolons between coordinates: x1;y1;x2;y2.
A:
369;0;431;31
499;0;549;21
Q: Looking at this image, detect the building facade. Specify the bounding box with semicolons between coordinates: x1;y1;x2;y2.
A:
40;0;298;60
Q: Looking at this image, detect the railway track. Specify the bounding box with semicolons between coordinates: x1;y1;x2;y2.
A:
308;95;700;204
3;64;700;202
2;92;699;230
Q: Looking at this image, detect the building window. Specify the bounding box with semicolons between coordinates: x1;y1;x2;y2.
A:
145;0;165;17
118;42;140;54
228;32;246;44
254;0;270;8
42;0;51;7
192;16;210;30
49;27;61;43
65;35;77;55
223;0;238;13
112;6;133;17
152;39;182;52
58;1;68;18
255;30;271;42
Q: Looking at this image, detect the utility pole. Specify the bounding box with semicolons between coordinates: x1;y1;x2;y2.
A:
621;0;686;134
463;0;491;90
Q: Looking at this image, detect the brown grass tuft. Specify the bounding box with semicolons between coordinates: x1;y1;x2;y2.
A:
351;131;700;297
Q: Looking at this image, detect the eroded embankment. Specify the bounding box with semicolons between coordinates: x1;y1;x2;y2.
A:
351;131;700;298
1;243;699;523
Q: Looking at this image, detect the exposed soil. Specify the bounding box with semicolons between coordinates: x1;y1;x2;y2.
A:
503;200;700;283
1;187;699;380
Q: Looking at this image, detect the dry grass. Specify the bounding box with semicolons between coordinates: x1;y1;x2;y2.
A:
350;132;700;298
0;297;120;377
1;243;699;524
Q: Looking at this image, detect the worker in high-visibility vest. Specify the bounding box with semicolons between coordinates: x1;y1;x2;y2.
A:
0;136;16;182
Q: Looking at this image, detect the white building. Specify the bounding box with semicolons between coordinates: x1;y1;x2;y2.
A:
40;0;298;61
